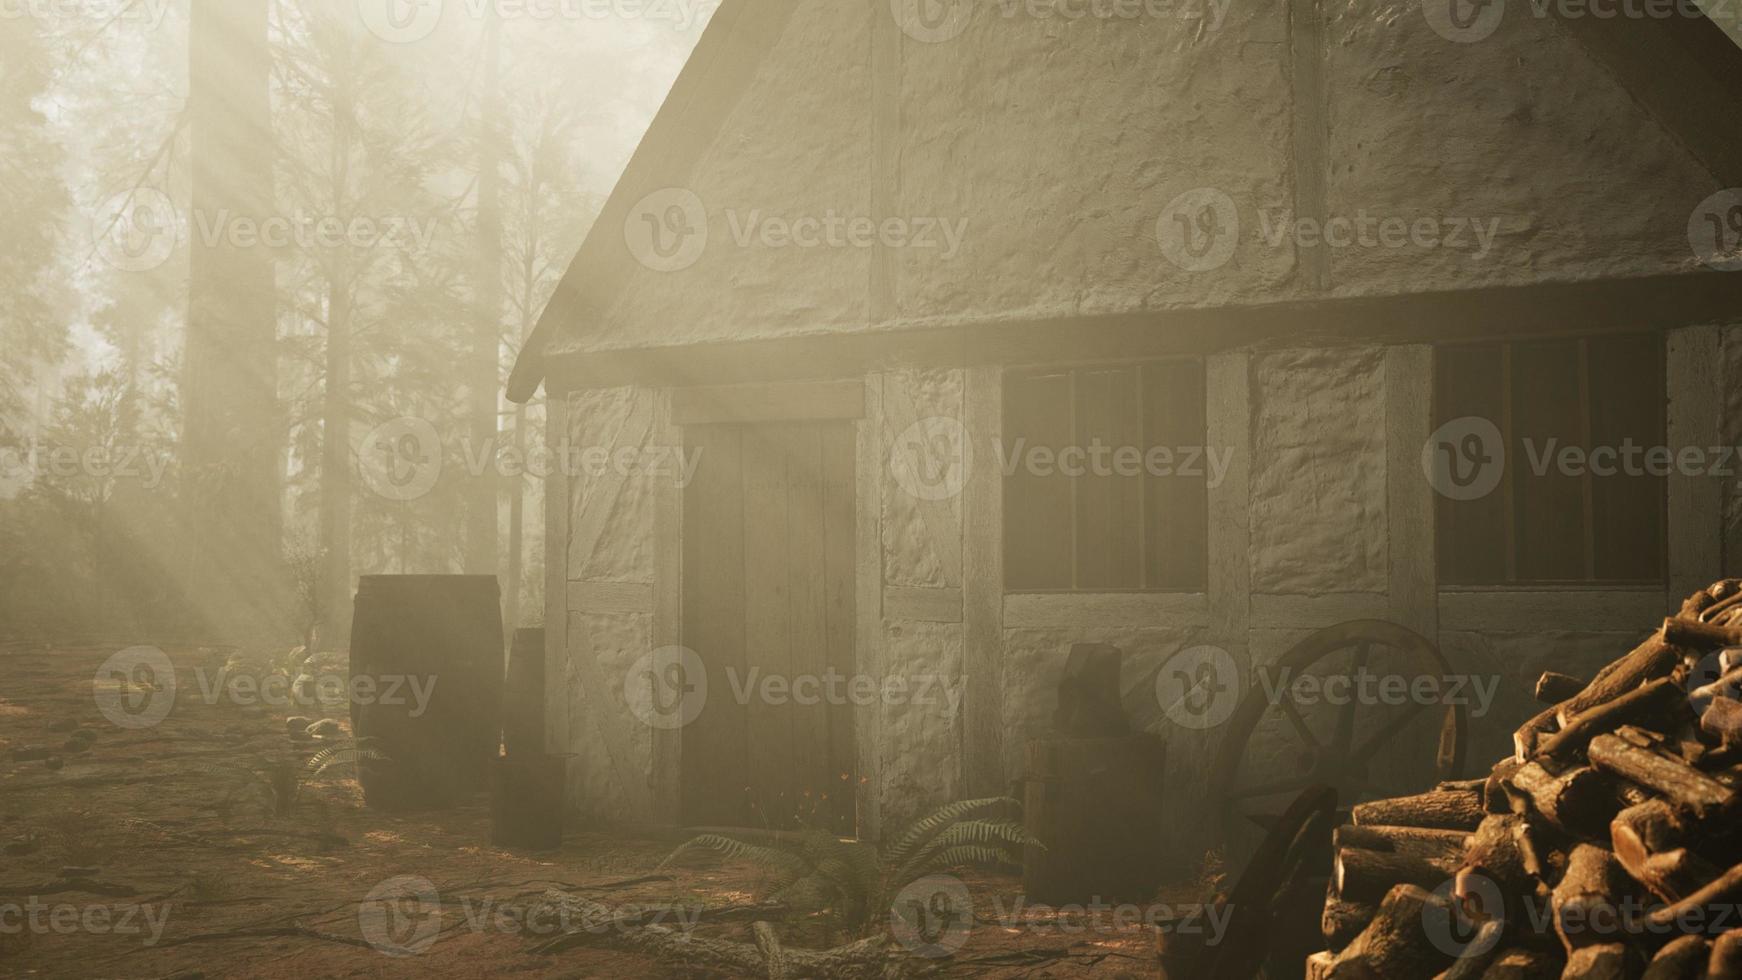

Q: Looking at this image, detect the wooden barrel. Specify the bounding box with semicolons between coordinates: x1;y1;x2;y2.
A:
502;627;545;759
349;575;503;810
490;754;566;851
1022;733;1169;904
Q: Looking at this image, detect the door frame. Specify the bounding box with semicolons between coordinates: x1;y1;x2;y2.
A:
652;378;881;837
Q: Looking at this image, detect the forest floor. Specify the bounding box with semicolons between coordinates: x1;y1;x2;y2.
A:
0;644;1174;979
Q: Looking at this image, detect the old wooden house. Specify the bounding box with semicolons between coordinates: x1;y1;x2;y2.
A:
507;0;1742;854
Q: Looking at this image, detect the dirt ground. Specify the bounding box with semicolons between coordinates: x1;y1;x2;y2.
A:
0;645;1176;979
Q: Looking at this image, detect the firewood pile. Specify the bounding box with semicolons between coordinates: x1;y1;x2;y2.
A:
1309;580;1742;979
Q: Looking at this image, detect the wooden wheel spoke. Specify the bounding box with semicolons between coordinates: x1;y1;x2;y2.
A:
1227;773;1316;802
1330;642;1372;753
1275;692;1321;750
1350;698;1432;765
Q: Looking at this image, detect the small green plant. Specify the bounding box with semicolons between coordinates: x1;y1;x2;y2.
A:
200;739;388;817
658;797;1038;932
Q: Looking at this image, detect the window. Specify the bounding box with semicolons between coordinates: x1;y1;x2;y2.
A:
1434;334;1666;587
1003;360;1209;591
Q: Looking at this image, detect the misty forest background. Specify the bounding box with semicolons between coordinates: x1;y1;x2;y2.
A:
0;2;708;648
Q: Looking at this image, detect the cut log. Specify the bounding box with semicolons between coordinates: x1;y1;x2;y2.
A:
1462;815;1531;897
1632;848;1721;905
1645;863;1742;933
1612;799;1691;878
1322;896;1376;953
1707;930;1742;977
1352;789;1486;831
1701;697;1742;744
1333;884;1457;978
1486;759;1524;814
1551;844;1631;953
1478;947;1565;978
1588;734;1734;816
1556;634;1679;726
1516;706;1560;764
1335;846;1457;904
1432;921;1506;980
1640;934;1710;980
1536;671;1589;705
1506;763;1647;839
1561;942;1633;980
1537;678;1691;768
1335;824;1470;863
1663;617;1742;651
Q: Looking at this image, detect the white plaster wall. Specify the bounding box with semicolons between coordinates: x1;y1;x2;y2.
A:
1250;347;1389;594
562;386;661;823
558;0;1708;356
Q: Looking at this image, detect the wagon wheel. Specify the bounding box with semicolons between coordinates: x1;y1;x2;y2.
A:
1208;620;1469;832
1159;785;1338;980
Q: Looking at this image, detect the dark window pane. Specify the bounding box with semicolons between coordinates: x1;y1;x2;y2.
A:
1073;366;1142;589
1587;334;1666;582
1004;371;1074;589
1509;339;1588;583
1435;344;1507;586
1143;360;1208;589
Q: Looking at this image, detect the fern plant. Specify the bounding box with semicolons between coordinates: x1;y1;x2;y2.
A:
199;739;389;817
658;797;1037;932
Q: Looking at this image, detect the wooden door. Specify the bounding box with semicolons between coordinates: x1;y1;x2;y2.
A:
681;422;857;833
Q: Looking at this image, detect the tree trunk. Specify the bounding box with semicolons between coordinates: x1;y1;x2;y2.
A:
318;73;355;651
466;9;504;584
184;0;281;644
